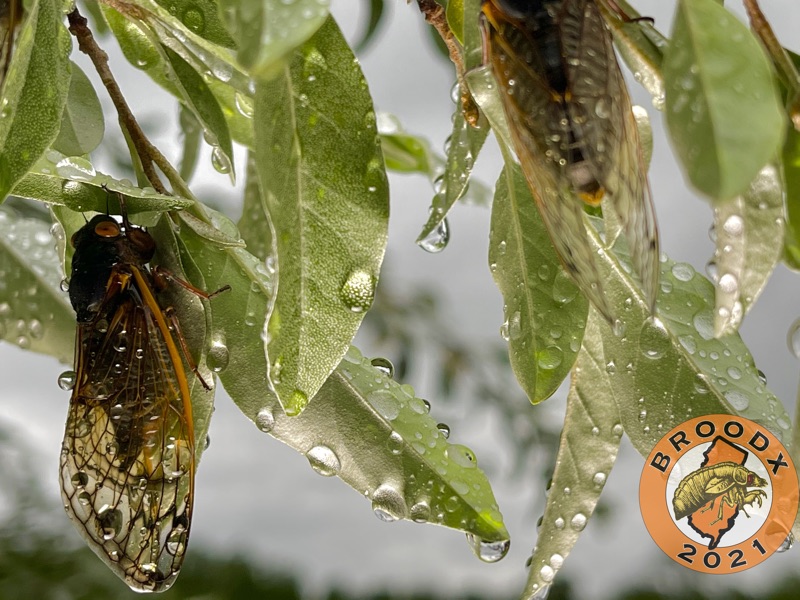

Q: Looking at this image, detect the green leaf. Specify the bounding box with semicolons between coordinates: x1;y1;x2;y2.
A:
598;1;665;109
151;0;236;48
380;131;437;174
220;0;330;78
0;0;71;203
417;0;487;244
710;164;784;336
489;164;588;404
782;125;800;270
589;230;792;456
237;153;274;262
162;45;235;181
254;18;389;415
446;0;464;45
354;0;385;52
664;0;785;200
11;151;193;214
0;205;74;364
178;104;202;181
522;312;622;597
52;62;105;157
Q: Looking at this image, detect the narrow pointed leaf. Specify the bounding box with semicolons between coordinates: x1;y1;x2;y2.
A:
0;206;74;363
523;311;621;598
11;152;192;213
237;153;274;262
354;0;385;52
711;164;784;336
582;225;792;456
162;45;235;181
0;0;70;203
782;125;800;270
176;223;509;546
254;18;389;415
489;164;588;404
178;104;202;181
219;0;330;78
151;0;235;48
417;0;487;243
52;62;105;157
664;0;785;200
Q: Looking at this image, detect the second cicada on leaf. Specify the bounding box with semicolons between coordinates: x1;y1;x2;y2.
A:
481;0;659;322
59;205;226;592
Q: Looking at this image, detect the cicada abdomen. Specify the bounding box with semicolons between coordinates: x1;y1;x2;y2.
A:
481;0;659;321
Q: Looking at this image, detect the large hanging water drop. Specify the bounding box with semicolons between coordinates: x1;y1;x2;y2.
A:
418;218;450;253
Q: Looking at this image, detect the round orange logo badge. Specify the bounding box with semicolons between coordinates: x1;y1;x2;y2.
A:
640;415;798;573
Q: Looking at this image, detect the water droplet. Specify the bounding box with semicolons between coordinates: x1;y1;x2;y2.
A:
307;445;341;476
211;146;231;174
372;484;407;521
539;565;555;583
255;408;275;432
58;370;76;391
757;369;767;384
538;346;563;370
639;317;670;359
418;218;450;253
726;366;742;380
612;423;624;437
71;471;89;487
207;339;229;373
718;273;738;294
410;500;431;522
437;423;451;439
723;390;749;411
554;516;565;529
677;334;697;355
181;6;205;33
387;431;403;454
166;527;188;556
466;534;510;563
788;318;800;359
446;444;477;469
570;513;587;531
234;92;254;118
693;309;715;340
671;262;695;282
722;215;744;236
340;269;376;312
552;270;578;304
97;506;123;540
776;533;794;553
370;357;394;378
605;361;617;375
508;310;522;340
593;472;606;488
367;389;400;420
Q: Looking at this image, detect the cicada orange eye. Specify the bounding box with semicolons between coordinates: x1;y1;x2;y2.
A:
94;220;121;238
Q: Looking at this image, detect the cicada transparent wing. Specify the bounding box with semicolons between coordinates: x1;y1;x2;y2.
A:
60;215;195;592
481;0;659;321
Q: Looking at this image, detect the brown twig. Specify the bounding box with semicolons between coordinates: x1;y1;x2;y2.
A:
742;0;800;131
67;7;169;194
415;0;480;126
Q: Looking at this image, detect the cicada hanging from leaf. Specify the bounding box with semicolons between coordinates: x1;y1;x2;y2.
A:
481;0;660;322
60;199;228;592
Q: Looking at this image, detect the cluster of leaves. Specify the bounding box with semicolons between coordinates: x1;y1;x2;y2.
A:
1;0;800;597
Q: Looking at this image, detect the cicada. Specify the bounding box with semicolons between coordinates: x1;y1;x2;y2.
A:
59;202;226;592
481;0;659;321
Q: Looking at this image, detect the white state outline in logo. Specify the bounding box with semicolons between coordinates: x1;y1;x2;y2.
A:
664;443;772;548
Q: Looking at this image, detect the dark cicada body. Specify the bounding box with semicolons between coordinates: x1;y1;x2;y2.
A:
481;0;659;320
60;207;221;592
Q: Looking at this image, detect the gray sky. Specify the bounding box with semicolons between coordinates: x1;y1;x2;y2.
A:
3;1;800;598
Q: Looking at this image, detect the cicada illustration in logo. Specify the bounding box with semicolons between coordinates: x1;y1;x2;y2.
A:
640;415;798;573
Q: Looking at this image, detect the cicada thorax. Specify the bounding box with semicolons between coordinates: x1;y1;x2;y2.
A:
61;212;195;592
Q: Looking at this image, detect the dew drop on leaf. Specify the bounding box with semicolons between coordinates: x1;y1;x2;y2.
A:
340;269;376;312
671;262;695;282
418;217;450;253
211;146;231;174
370;357;394;378
436;423;450;439
539;565;555;583
306;445;341;477
776;533;794;553
371;484;407;521
446;444;477;469
723;390;749;411
570;513;587;531
207;338;229;373
465;533;510;563
255;407;275;432
639;317;670;360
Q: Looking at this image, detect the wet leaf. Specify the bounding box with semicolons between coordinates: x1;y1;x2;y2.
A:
587;226;792;456
11;151;192;214
522;311;621;597
52;62;105;157
151;0;235;48
0;0;70;204
178;104;202;182
220;0;330;78
664;0;785;200
489;164;588;404
0;205;74;363
237;153;273;262
162;45;235;181
782;125;800;270
417;0;486;243
254;18;389;415
711;165;784;336
380;131;437;175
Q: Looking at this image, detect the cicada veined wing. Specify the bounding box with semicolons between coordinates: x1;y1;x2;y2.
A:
60;208;222;592
481;0;659;322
